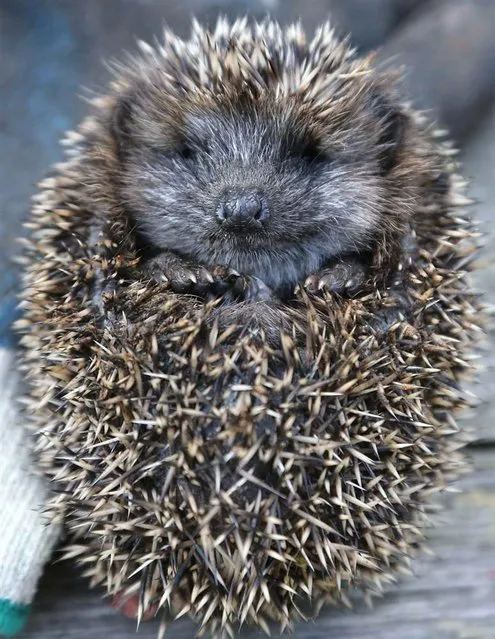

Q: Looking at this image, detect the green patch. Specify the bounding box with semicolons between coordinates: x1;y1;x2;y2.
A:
0;599;30;637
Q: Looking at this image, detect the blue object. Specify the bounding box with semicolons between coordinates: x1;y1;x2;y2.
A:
0;598;30;637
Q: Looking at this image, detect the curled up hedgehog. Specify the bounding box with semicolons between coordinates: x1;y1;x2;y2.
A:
17;17;485;637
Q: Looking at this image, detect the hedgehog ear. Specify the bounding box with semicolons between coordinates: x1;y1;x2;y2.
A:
111;93;135;160
374;96;407;175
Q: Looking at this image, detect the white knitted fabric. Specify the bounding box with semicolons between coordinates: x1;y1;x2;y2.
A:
0;347;60;636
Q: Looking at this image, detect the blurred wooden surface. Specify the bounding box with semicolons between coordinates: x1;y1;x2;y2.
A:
2;1;495;638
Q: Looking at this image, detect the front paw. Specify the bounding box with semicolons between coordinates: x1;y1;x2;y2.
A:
304;260;368;296
145;255;207;294
142;254;233;295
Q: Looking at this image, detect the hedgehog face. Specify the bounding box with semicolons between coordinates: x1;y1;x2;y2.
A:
112;66;407;294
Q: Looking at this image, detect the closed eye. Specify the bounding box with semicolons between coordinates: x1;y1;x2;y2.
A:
179;144;196;160
178;139;214;161
298;138;329;164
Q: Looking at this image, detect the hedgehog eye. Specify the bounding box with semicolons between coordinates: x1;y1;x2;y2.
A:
178;139;212;161
299;139;326;163
179;145;196;161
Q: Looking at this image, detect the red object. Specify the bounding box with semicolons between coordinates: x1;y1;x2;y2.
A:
111;592;159;621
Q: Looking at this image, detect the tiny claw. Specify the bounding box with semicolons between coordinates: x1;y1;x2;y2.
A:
303;275;317;291
203;270;214;283
345;278;359;290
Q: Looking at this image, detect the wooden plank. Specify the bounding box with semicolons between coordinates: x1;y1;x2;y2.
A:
19;448;495;639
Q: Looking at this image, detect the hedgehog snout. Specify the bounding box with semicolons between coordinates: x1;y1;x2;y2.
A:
216;188;270;228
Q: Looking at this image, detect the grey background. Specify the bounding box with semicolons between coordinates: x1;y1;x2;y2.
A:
1;1;494;637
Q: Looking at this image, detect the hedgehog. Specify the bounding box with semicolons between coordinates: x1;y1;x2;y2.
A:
17;17;484;638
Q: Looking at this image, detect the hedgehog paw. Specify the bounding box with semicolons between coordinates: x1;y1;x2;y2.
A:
143;253;275;301
143;253;239;297
305;260;368;296
146;257;215;295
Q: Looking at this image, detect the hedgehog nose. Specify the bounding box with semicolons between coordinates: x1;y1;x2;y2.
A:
216;190;269;226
